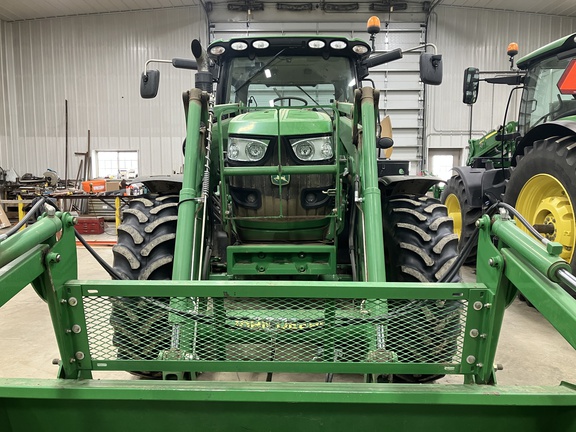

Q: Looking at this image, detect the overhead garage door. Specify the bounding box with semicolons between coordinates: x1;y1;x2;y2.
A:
212;21;426;174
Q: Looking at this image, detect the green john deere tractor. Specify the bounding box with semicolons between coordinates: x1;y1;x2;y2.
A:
1;23;576;431
112;32;454;382
442;34;576;279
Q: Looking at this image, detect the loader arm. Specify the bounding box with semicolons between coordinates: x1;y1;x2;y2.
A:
0;205;575;430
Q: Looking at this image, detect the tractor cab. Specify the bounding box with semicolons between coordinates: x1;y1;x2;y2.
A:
207;37;372;243
517;40;576;135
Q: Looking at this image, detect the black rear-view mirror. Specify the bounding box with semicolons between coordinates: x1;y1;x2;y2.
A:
140;70;160;99
463;67;480;104
420;53;443;85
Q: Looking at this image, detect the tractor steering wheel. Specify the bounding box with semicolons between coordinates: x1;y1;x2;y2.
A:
272;96;308;107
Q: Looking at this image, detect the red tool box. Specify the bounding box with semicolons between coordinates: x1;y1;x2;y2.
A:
75;217;105;234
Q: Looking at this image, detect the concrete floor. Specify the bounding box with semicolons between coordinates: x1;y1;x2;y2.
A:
0;240;575;385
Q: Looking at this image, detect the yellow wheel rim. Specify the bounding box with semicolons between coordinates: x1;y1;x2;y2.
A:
445;193;462;239
515;174;575;263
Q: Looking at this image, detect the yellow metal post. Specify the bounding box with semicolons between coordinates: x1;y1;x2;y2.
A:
115;197;121;233
17;195;25;231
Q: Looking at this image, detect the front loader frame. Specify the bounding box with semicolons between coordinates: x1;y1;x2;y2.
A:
0;204;575;431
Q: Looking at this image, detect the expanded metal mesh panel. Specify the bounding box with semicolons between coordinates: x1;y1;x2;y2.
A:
84;296;467;368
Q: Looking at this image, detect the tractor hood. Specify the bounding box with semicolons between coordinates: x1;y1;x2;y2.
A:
228;109;332;137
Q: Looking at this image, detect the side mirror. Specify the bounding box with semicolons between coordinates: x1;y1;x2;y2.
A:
463;67;480;104
420;53;443;85
140;70;160;99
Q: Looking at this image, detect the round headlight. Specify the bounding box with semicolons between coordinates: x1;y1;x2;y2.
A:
246;141;267;161
294;141;315;160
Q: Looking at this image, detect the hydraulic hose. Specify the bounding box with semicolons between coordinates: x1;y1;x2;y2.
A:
440;200;576;294
497;202;545;242
74;229;123;280
0;197;47;241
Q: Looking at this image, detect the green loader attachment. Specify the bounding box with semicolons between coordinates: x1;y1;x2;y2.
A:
1;24;576;431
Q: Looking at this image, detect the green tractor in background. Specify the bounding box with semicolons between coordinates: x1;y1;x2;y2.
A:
442;34;576;279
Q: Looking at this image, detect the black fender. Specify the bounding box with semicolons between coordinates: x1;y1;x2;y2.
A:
378;175;443;197
447;166;485;208
481;167;511;206
513;120;576;164
135;174;183;195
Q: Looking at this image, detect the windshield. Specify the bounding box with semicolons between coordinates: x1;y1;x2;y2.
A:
222;55;356;107
519;56;576;133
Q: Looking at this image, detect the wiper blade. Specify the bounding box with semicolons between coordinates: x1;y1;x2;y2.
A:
296;85;330;117
235;49;286;93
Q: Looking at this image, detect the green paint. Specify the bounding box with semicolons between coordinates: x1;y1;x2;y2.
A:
0;380;575;432
517;33;576;69
228;109;332;137
172;89;208;281
358;88;386;282
227;244;336;275
466;121;517;166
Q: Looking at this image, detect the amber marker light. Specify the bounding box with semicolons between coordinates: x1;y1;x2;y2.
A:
507;42;519;57
367;16;381;35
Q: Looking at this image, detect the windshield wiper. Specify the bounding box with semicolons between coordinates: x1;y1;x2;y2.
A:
296;85;330;117
235;49;286;94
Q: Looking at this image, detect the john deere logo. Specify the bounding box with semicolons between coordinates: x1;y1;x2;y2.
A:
271;174;290;186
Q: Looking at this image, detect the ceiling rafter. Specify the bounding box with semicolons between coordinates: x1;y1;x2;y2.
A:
1;0;576;22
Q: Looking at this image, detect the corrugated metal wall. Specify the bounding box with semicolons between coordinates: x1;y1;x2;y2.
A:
0;7;208;180
2;5;575;177
426;6;576;161
0;19;7;165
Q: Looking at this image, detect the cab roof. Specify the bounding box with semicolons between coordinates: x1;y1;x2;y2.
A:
517;33;576;70
207;35;372;63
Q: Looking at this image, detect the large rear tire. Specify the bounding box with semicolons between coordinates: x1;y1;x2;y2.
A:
504;136;576;272
441;175;482;265
111;195;179;376
381;194;461;383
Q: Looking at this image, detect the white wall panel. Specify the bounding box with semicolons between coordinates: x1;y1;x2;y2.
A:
426;6;576;164
0;7;207;180
0;20;8;169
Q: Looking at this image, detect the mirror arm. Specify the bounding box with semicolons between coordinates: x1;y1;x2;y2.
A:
402;43;437;55
143;58;198;78
143;59;173;77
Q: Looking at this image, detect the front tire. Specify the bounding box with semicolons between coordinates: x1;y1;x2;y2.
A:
381;194;461;383
111;195;179;376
